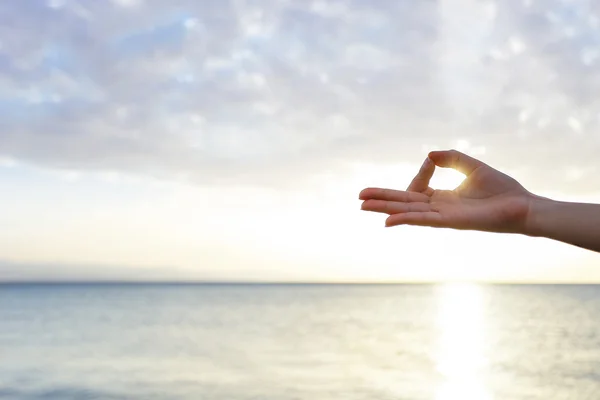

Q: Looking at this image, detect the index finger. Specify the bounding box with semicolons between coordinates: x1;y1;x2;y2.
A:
359;188;430;203
407;157;435;192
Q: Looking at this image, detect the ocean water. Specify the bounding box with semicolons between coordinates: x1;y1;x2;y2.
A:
1;284;600;400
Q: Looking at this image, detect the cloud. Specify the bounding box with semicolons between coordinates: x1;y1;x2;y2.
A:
0;259;184;281
0;0;599;191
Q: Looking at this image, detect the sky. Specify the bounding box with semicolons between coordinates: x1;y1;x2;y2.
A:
1;0;600;282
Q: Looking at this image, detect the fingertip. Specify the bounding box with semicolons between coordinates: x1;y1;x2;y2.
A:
359;187;378;200
428;150;458;169
420;156;433;170
427;150;445;161
427;153;439;165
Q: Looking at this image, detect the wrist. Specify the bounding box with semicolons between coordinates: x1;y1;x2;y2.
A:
523;194;554;237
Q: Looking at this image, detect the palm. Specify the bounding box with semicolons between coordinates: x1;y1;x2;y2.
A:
426;167;530;232
360;150;533;233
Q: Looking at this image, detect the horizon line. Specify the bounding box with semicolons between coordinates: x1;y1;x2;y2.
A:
2;280;600;285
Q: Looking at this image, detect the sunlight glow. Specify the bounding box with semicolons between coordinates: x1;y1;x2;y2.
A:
435;283;492;400
429;168;466;190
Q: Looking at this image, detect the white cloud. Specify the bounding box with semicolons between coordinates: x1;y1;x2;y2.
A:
581;48;599;66
183;17;198;30
519;109;532;123
252;102;278;115
236;71;267;88
567;116;583;133
508;36;526;55
111;0;143;7
564;166;585;181
0;0;598;193
47;0;66;9
0;157;18;168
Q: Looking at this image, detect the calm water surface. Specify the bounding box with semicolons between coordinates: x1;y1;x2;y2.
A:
1;284;600;399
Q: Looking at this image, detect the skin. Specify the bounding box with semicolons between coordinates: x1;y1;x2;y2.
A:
359;149;600;253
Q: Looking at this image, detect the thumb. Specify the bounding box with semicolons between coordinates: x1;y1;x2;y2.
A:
428;149;485;176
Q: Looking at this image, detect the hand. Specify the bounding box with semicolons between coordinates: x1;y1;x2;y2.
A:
359;150;535;233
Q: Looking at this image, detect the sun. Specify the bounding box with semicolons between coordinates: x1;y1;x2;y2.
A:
429;168;467;190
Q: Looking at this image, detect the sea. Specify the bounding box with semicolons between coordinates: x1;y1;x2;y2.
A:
1;283;600;400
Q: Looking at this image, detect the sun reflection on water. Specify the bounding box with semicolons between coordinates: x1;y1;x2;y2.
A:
435;283;493;400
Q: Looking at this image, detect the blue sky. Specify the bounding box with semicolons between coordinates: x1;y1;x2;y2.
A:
1;0;600;282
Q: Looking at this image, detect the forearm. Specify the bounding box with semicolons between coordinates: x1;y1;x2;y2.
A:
524;196;600;253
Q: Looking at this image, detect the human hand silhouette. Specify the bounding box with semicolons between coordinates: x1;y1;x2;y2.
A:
359;150;535;233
